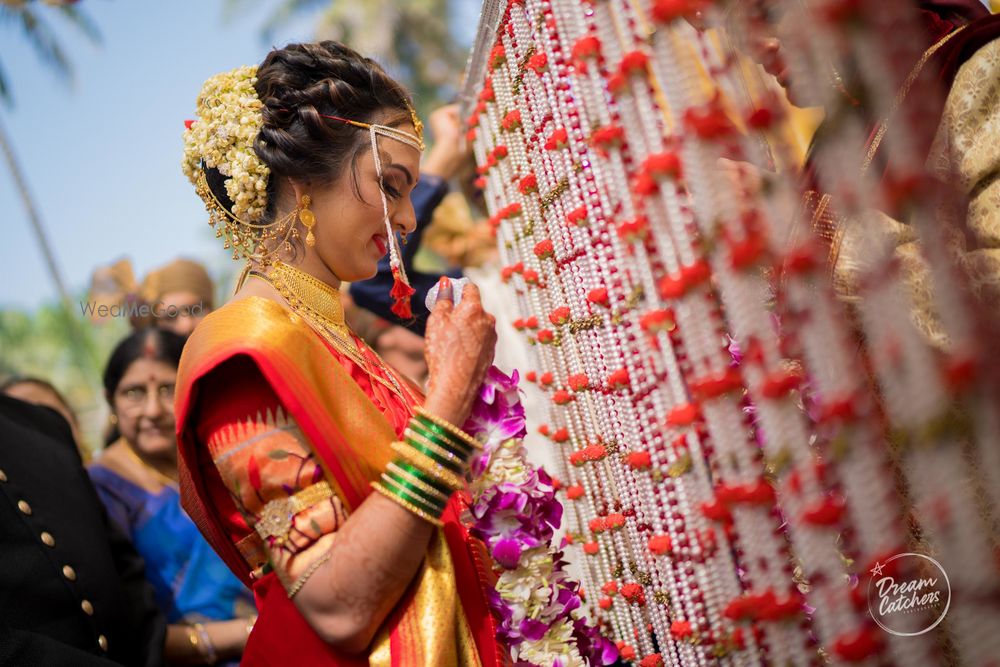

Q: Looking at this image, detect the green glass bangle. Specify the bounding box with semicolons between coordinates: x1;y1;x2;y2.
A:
408;418;473;457
384;468;450;507
404;438;465;475
380;477;443;518
394;459;453;495
380;475;445;517
413;414;472;451
414;407;481;451
404;428;466;468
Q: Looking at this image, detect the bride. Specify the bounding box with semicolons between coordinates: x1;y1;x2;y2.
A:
175;40;503;665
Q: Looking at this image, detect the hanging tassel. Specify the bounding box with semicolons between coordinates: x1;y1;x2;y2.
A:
390;266;416;319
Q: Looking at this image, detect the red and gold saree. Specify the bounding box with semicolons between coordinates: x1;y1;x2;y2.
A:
174;296;502;666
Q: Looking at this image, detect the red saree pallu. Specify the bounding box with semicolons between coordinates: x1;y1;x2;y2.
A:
174;296;504;666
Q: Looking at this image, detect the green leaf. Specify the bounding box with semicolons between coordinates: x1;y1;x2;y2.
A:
54;5;102;45
0;55;11;108
18;6;73;82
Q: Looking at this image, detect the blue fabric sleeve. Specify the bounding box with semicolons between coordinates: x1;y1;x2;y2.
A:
348;174;463;336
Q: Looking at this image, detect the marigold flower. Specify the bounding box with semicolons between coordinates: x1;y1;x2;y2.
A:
617;216;650;244
489;44;507;70
683;98;735;140
568;373;589;391
648;534;672;555
670;620;693;639
549;307;571;326
588;287;610;307
566;205;589;227
552;389;574;404
502;110;522;131
666;402;701;426
527;52;549;74
620;583;645;605
608;368;630;390
626;451;652;470
640;309;675;333
534;239;555;260
544;127;568;151
590;124;625;154
571;35;602;71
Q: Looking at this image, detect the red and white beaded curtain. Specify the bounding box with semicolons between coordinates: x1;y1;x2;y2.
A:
459;0;1000;664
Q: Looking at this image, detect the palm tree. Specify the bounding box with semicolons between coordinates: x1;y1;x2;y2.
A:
225;0;468;118
1;0;105;448
0;0;101;106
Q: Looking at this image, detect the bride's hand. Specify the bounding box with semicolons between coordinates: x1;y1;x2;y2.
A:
423;278;497;426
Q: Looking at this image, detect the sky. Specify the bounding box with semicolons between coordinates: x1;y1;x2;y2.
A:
0;0;479;311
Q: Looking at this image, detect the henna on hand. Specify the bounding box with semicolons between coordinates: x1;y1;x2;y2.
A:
424;279;497;425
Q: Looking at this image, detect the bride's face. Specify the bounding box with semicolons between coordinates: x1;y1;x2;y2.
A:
309;122;421;282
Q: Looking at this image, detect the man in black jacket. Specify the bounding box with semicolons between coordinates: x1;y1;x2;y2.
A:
0;394;166;666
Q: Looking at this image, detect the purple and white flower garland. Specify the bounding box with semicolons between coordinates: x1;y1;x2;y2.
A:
463;367;618;667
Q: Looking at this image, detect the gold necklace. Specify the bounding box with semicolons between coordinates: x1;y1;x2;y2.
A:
118;438;179;489
251;262;417;406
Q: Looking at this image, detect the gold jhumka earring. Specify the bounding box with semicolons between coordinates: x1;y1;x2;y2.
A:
299;195;316;247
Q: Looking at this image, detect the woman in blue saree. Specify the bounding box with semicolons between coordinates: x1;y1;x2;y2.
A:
90;328;255;666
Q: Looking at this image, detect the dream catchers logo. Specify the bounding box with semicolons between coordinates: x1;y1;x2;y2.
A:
867;553;951;637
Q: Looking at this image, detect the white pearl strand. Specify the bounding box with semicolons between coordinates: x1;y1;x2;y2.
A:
639;13;819;666
586;2;746;661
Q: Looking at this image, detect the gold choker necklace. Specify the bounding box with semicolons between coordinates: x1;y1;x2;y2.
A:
250;261;416;405
269;262;349;337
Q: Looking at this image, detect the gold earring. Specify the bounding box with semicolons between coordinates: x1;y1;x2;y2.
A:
109;414;118;426
299;195;316;247
401;231;409;246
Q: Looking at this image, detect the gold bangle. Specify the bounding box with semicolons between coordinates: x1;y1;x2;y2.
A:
414;407;481;450
404;428;466;469
386;462;453;505
287;549;333;598
391;441;464;490
371;481;444;526
193;622;218;665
